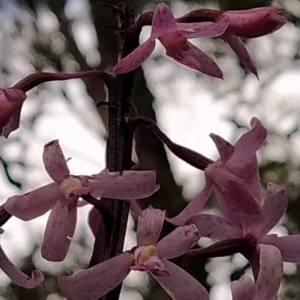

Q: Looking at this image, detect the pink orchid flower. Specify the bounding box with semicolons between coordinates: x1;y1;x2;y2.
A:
114;3;230;78
0;228;44;288
178;6;285;76
168;117;266;226
231;244;282;300
0;88;26;137
4;140;157;262
58;207;209;300
187;183;300;264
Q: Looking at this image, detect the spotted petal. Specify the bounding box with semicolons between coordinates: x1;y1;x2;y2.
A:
113;39;155;74
223;33;258;77
137;207;165;246
164;40;223;78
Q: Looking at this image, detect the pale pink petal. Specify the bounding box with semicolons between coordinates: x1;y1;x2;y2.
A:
0;229;44;288
260;234;300;263
153;259;209;300
150;3;177;40
41;200;77;262
113;39;155;74
231;276;255;300
246;184;287;238
43;140;70;183
223;33;258;77
166;180;212;226
137;207;165;246
209;133;234;164
88;170;157;200
4;183;61;221
58;252;134;300
156;224;200;259
187;214;243;240
164;41;223;78
180;17;229;38
253;244;282;300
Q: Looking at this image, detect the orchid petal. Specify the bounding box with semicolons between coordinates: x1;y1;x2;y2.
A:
180;17;229;39
223;6;285;38
137;207;165;246
156;224;200;259
0;229;44;288
4;183;60;221
41;200;77;262
58;252;133;300
153;259;209;300
165;40;223;78
210;133;234;164
187;214;243;240
43;140;70;183
223;33;258;77
226;117;266;203
206;164;261;216
166;180;212;226
88;207;103;237
253;244;282;300
130;200;142;218
151;3;177;40
231;276;255;300
88;170;157;200
113;39;155;74
260;234;300;263
247;184;287;238
3;102;23;138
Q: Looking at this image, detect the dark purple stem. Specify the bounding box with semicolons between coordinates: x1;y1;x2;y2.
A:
12;70;114;92
129;116;213;170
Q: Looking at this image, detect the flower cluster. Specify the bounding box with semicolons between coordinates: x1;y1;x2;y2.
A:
0;2;293;300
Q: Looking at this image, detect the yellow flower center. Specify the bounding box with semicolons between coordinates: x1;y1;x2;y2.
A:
59;177;82;195
134;245;157;265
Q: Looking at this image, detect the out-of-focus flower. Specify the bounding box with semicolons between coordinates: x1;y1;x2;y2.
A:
58;207;208;300
187;183;300;263
178;6;285;76
4;140;157;262
0;228;44;288
168;117;266;226
231;244;282;300
0;88;26;137
114;3;229;78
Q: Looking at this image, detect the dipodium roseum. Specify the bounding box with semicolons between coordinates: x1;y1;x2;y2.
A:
231;244;283;300
4;140;157;262
0;228;44;288
58;207;209;300
114;3;229;78
178;6;286;76
168;117;266;226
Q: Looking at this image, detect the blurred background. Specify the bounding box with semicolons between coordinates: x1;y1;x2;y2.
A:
0;0;299;299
